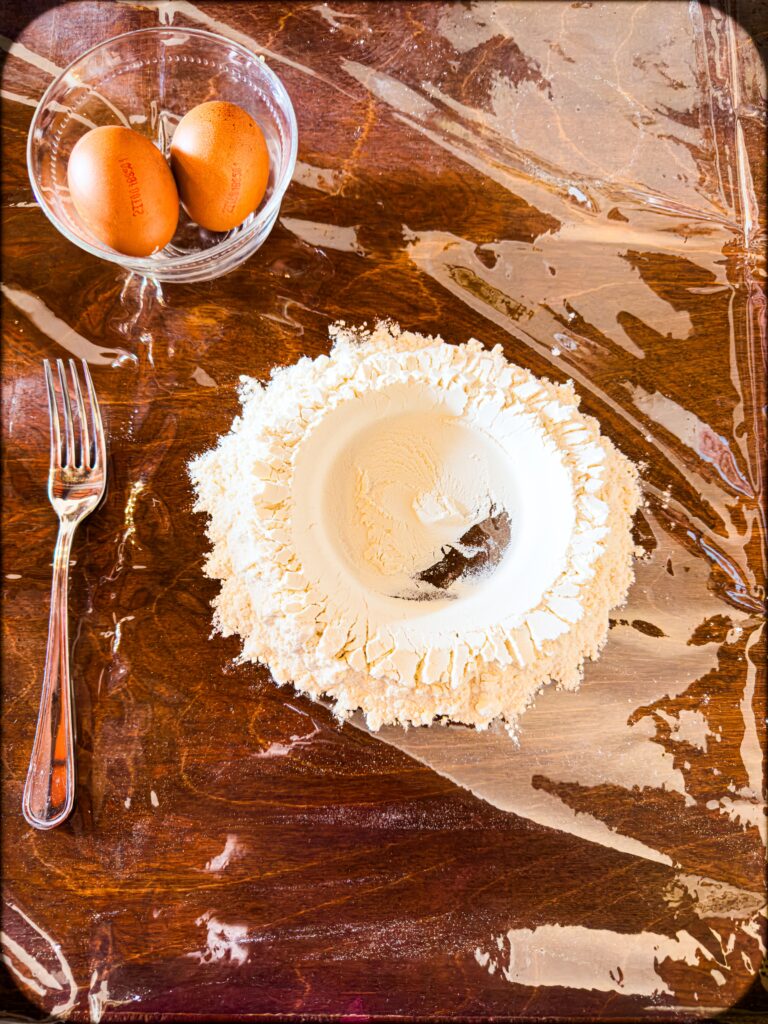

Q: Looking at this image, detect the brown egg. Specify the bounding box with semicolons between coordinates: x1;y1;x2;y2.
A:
67;126;179;257
170;101;270;232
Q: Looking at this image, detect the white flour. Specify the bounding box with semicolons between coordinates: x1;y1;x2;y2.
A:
190;322;640;732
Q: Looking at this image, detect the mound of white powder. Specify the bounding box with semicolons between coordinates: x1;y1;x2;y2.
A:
190;322;640;732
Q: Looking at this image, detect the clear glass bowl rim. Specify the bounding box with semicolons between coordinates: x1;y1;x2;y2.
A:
26;25;299;272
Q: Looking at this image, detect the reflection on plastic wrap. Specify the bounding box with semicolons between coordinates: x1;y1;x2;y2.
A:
343;0;766;1006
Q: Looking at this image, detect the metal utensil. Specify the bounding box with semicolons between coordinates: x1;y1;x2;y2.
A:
22;359;107;830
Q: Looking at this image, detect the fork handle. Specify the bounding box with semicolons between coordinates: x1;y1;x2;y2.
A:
22;520;77;830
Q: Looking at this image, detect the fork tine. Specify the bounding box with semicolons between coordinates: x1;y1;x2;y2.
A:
43;360;61;468
56;359;76;467
69;359;90;468
81;360;106;469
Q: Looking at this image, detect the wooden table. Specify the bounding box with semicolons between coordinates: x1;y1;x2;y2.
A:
2;2;766;1020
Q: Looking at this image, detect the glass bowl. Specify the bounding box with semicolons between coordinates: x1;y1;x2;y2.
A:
27;27;298;283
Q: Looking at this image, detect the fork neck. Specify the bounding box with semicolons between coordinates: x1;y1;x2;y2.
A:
54;519;78;565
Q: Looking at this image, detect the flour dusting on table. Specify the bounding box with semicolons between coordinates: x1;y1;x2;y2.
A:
189;322;640;732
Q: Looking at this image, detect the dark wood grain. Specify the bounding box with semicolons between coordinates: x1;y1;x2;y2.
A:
1;2;766;1021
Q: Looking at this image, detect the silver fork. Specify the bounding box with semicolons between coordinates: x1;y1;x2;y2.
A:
22;359;107;830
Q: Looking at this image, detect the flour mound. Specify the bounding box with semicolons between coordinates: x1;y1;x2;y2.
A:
190;322;640;733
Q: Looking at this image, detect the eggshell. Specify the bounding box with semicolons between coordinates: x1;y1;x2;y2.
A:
170;101;270;232
67;126;179;257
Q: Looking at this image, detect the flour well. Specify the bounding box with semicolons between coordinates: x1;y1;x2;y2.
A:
190;322;640;731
